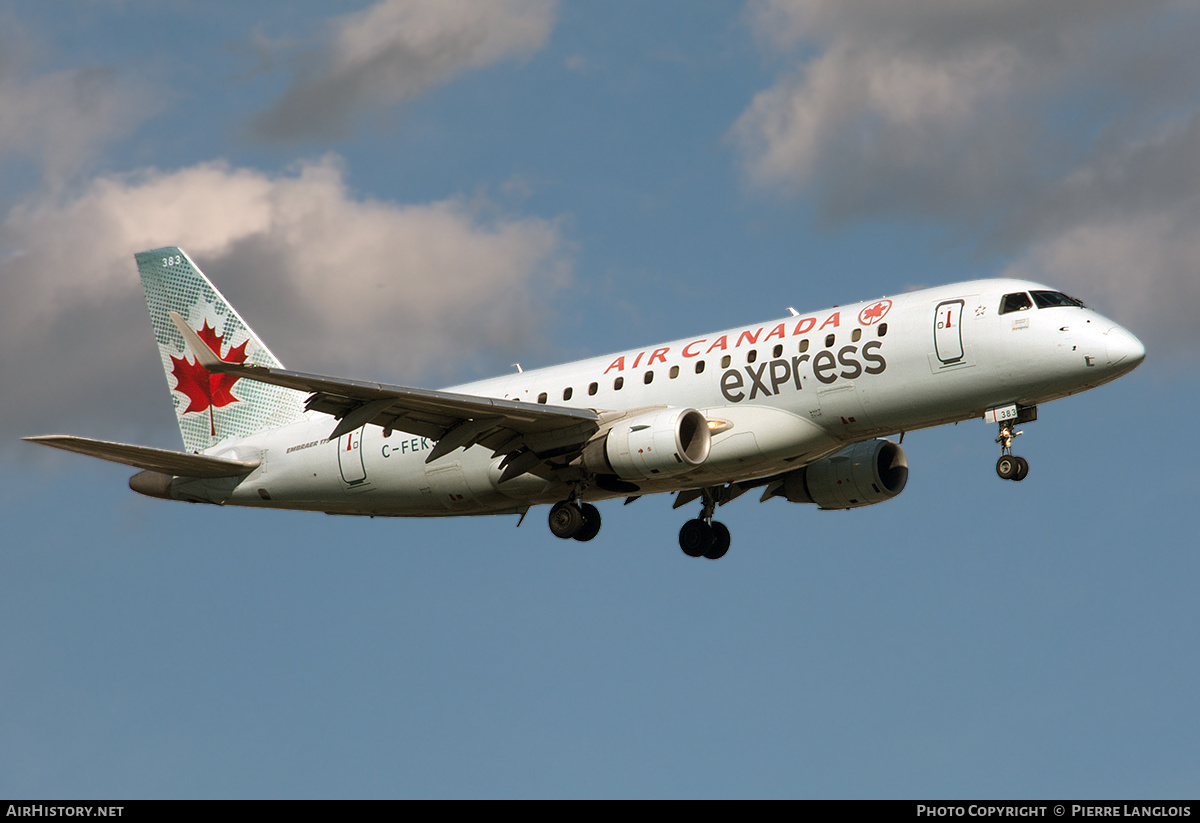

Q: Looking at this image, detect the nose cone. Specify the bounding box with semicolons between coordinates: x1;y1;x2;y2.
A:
1105;325;1146;371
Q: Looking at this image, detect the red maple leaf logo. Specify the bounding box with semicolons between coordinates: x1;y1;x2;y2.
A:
170;320;249;435
859;300;892;325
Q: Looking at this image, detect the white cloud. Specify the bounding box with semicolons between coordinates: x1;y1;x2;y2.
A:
2;157;570;446
731;0;1157;214
732;0;1200;347
999;115;1200;342
1003;210;1200;338
0;60;148;193
252;0;558;141
733;41;1020;197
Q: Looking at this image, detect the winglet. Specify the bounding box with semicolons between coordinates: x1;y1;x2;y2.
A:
169;311;227;371
169;310;267;378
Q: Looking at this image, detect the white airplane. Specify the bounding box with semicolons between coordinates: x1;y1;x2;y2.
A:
27;247;1145;559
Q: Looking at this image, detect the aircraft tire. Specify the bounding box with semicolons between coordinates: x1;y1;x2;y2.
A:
573;503;602;542
704;522;731;560
549;501;583;539
996;455;1018;480
679;519;712;558
1013;456;1030;482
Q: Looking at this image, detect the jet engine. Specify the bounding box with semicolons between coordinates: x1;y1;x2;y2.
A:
583;407;711;480
771;439;908;509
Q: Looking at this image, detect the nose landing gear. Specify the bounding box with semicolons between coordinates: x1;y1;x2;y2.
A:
988;405;1036;484
996;452;1029;482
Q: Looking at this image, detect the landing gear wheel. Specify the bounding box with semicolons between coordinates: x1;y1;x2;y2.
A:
993;414;1034;483
996;455;1018;480
548;501;583;539
573;503;602;542
679;518;712;558
704;521;731;560
1012;456;1030;482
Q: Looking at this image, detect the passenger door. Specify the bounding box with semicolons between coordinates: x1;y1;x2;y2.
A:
930;297;978;373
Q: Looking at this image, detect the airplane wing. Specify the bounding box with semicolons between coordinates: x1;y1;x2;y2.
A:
24;435;260;478
169;312;609;476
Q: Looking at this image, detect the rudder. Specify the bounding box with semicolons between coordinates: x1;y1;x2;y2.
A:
136;247;307;452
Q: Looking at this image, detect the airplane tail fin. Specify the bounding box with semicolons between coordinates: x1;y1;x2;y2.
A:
136;247;307;452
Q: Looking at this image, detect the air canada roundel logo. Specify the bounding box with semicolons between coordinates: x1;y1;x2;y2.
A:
858;299;892;326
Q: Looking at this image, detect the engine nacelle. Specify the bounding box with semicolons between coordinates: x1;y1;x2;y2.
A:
584;407;711;481
776;439;908;509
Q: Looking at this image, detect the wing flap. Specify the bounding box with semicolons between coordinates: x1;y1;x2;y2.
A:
24;435;259;478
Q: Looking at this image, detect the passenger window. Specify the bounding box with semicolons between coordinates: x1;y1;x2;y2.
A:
824;334;835;348
877;323;887;337
1000;292;1033;314
851;329;861;343
695;361;705;374
537;392;547;404
669;365;679;379
747;350;757;363
644;371;654;384
614;377;624;390
798;339;809;353
562;387;572;401
773;344;783;358
588;382;598;396
721;355;731;368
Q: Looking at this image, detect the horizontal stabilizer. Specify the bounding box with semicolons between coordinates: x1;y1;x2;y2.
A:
24;435;259;478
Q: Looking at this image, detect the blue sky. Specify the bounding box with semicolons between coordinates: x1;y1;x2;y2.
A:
2;0;1198;799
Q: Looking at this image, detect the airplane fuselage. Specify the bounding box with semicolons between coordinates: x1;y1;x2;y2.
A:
175;278;1143;517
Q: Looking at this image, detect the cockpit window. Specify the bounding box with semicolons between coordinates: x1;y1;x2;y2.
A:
999;292;1033;315
1031;290;1086;309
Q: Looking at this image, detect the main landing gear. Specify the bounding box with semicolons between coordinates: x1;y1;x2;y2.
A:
548;499;602;542
547;485;733;559
994;418;1030;482
678;488;730;560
